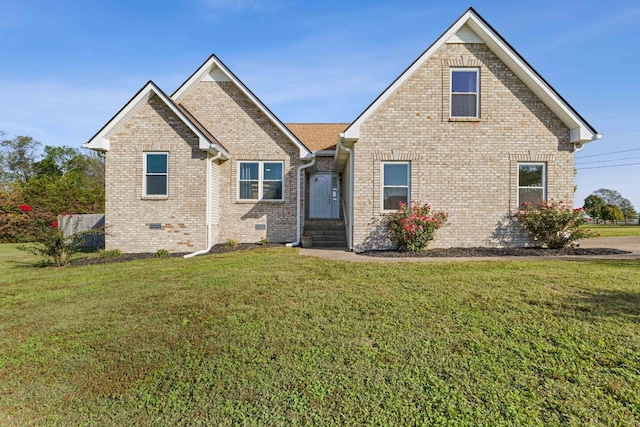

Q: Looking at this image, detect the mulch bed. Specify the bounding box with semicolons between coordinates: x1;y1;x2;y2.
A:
361;247;631;258
70;243;285;266
69;244;631;266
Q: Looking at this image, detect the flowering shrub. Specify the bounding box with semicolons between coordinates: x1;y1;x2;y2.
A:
385;201;448;252
516;199;599;249
0;189;56;242
16;206;104;266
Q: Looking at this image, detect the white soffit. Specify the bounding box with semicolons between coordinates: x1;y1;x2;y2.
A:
202;66;231;82
172;55;313;158
446;25;484;44
84;81;228;157
343;9;598;143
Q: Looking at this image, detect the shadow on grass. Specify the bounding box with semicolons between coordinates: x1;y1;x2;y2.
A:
8;246;101;270
561;260;640;322
563;289;640;322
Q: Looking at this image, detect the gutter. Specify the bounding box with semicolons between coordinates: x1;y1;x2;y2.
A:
184;151;224;258
574;133;602;152
337;138;354;251
286;157;316;247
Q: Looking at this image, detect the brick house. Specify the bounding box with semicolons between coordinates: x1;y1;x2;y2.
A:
84;8;599;254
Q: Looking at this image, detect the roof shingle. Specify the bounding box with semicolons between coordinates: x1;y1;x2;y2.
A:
285;123;349;152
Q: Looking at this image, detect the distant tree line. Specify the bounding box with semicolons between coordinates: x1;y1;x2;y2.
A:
0;130;105;242
583;188;637;224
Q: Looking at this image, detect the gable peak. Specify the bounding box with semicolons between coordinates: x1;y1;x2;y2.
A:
446;24;484;44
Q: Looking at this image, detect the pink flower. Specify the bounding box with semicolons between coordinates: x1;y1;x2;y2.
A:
19;205;32;213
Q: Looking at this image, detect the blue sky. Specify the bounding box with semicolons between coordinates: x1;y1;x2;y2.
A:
1;0;639;210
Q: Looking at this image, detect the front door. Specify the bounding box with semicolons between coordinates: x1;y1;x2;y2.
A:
310;173;333;218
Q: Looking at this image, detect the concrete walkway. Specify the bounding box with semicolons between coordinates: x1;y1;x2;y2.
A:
298;236;640;263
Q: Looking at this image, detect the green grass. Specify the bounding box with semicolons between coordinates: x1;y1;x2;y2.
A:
587;224;640;237
0;245;639;425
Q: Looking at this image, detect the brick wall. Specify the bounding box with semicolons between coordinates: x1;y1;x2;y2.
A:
177;79;301;244
105;94;208;253
352;43;574;251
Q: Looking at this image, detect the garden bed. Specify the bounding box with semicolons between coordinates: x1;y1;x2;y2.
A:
70;243;285;266
361;246;631;258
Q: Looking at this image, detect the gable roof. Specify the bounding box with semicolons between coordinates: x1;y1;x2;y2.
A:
286;123;349;152
172;54;313;158
84;81;230;158
342;7;600;145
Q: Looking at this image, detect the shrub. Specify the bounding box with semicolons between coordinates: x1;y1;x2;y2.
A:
0;188;55;243
97;248;123;260
385;201;448;252
17;209;104;266
155;249;170;257
257;238;269;245
224;239;240;249
516;199;599;249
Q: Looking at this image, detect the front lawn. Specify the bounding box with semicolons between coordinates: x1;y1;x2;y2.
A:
0;245;638;425
588;224;640;237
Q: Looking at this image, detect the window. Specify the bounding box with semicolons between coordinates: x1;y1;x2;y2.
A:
382;162;410;211
144;153;168;196
239;161;283;200
518;163;546;206
451;69;479;117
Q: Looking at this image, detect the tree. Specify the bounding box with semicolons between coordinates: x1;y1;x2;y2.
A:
593;188;624;207
600;204;624;225
0;138;105;242
583;194;605;221
0;135;40;187
32;145;80;179
619;198;637;221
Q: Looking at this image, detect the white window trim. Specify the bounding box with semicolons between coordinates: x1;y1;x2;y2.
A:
143;152;169;197
517;162;546;206
450;68;480;118
381;161;410;212
237;160;284;201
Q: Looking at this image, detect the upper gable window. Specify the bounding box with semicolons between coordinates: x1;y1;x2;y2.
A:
144;153;168;196
239;161;283;201
450;69;479;118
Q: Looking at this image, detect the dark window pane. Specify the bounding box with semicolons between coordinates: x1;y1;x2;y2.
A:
519;188;543;206
240;181;259;199
263;181;282;200
146;175;167;195
519;164;543;187
263;162;282;181
451;94;477;117
240;163;259;180
147;154;167;173
383;187;408;210
383;164;408;186
452;71;477;92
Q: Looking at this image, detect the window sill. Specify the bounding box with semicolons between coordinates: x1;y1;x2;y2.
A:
448;117;487;122
142;195;169;200
236;199;285;204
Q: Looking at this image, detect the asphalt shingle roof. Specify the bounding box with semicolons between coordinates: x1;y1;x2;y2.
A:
285;123;349;152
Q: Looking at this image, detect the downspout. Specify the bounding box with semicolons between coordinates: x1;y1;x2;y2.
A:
184;151;223;258
337;139;354;251
286;157;316;247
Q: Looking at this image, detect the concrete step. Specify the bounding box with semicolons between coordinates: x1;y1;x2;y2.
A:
303;219;347;248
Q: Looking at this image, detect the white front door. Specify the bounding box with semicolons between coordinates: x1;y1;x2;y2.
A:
310;173;333;218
